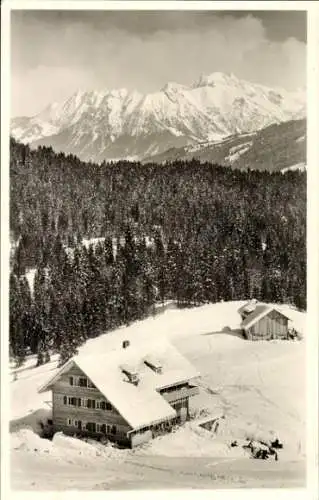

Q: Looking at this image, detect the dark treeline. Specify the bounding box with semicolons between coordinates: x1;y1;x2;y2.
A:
9;138;306;366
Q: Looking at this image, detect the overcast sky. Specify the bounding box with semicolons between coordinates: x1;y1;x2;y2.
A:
11;10;306;117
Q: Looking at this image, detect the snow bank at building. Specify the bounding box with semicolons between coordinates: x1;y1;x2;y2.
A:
12;429;53;454
12;429;127;464
138;422;248;458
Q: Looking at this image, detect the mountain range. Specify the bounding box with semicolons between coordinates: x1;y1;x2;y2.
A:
11;72;306;164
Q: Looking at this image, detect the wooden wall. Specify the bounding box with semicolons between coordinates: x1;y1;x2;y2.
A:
247;310;288;340
52;363;131;441
51;362;196;447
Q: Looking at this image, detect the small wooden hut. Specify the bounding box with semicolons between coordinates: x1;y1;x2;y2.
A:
239;301;290;340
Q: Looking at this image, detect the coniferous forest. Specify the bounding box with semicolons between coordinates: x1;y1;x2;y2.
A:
9;138;306;366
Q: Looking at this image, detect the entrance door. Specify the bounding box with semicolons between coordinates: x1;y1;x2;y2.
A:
179;407;187;423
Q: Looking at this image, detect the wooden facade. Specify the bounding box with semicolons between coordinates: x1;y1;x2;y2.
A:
50;363;199;447
51;364;132;445
244;309;289;341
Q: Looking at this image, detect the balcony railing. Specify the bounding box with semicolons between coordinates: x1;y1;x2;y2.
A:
160;385;199;403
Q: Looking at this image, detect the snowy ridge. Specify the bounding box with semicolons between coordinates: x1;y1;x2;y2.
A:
145;118;306;173
225;142;253;163
11;72;306;163
281;162;306;174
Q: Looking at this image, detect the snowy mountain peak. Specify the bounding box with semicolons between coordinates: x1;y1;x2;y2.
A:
194;71;238;88
11;72;306;163
161;82;189;93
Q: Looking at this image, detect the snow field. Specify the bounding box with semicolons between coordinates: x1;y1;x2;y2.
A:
174;331;305;460
10;301;306;472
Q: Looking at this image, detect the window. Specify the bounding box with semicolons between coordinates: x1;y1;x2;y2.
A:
86;422;96;433
77;398;81;407
67;375;96;388
68;397;77;406
111;425;116;435
87;399;95;409
100;424;106;434
67;418;72;426
79;377;88;387
99;401;112;411
63;396;67;405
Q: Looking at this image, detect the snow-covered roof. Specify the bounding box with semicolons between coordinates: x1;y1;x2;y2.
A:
39;337;199;431
241;305;291;330
238;299;258;316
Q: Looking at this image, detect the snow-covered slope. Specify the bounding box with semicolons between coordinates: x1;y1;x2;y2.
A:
11;72;306;163
10;300;306;489
281;162;306;174
145;118;307;173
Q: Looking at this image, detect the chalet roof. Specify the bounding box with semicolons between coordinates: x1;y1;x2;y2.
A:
241;305;291;330
38;337;199;431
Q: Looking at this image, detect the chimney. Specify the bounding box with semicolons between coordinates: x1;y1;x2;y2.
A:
122;340;130;349
249;298;257;309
